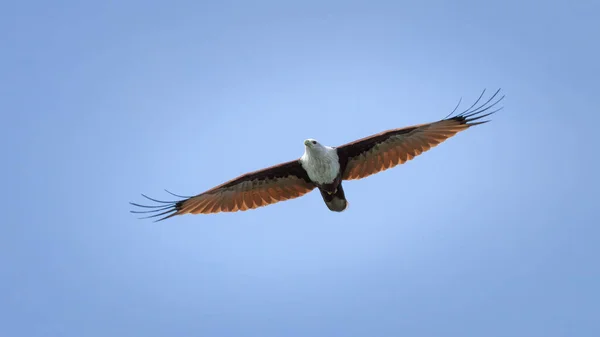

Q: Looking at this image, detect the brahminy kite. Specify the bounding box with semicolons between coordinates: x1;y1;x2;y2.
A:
131;89;504;221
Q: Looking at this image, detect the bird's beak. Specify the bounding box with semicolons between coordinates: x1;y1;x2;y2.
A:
304;140;311;147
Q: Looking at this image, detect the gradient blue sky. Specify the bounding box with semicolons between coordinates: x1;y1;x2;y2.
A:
3;1;599;336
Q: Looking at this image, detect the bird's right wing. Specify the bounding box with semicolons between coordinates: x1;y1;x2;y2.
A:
336;89;504;181
130;159;316;221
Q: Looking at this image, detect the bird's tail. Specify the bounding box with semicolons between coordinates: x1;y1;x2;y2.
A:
319;184;348;212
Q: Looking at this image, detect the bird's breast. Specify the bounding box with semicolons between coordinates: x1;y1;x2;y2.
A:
301;151;340;185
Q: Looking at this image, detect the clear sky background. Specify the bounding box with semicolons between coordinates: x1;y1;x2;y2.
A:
2;0;599;336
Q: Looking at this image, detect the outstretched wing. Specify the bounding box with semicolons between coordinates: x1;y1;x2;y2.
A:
130;159;316;221
337;88;504;180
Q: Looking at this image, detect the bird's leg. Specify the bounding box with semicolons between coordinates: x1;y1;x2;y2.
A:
320;182;338;195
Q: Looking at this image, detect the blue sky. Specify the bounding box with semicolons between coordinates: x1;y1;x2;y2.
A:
3;0;599;336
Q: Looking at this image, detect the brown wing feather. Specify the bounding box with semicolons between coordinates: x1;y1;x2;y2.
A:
337;89;504;180
130;159;316;221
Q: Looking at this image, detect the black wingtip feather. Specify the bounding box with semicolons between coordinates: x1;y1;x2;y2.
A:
164;189;193;199
443;96;463;120
130;192;187;222
444;88;504;125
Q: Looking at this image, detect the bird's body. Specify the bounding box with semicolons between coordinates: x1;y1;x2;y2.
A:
300;139;348;211
131;89;504;221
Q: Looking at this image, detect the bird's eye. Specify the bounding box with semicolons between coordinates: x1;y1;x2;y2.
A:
312;140;317;144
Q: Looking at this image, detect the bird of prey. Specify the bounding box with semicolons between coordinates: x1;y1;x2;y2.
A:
131;89;504;221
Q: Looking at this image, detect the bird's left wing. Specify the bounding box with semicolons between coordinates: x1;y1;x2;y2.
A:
130;159;316;221
336;89;504;181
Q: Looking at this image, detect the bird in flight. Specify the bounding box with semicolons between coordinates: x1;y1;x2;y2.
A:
131;88;504;221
